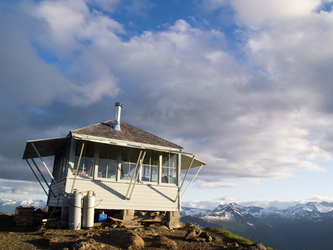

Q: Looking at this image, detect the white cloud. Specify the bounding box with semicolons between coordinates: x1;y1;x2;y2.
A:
34;0;89;48
307;195;333;202
182;199;227;210
32;0;123;106
240;199;301;209
0;179;45;196
232;0;322;29
1;0;333;197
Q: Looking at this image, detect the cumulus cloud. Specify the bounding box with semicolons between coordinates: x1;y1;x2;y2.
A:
182;199;228;210
0;179;45;196
307;195;333;202
232;0;322;29
1;0;333;196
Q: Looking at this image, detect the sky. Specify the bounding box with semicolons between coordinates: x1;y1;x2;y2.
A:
1;0;333;209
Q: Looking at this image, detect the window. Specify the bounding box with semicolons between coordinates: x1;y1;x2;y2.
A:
142;152;159;183
162;153;178;184
53;154;61;181
74;141;95;178
120;161;137;180
53;143;69;181
120;148;141;180
98;144;117;180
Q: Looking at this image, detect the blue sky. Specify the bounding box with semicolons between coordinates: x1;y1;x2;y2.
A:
1;0;333;209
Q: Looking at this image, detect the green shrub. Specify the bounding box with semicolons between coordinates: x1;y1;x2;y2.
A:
213;228;252;245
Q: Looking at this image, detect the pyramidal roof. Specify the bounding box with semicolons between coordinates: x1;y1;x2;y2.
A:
71;120;183;150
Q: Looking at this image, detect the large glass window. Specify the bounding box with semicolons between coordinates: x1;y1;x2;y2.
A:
98;144;117;180
74;141;95;178
53;154;61;181
53;143;69;181
120;148;141;180
162;153;178;184
142;151;159;183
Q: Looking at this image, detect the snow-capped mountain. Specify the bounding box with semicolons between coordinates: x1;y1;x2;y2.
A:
181;202;333;250
180;207;212;217
0;199;47;214
182;201;333;222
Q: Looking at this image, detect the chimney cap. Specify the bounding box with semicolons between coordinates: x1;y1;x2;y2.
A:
115;102;123;107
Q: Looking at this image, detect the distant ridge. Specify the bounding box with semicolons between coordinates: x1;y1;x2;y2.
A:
181;201;333;221
0;199;47;214
181;201;333;249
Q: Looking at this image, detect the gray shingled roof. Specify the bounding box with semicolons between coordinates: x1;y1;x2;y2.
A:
71;120;183;150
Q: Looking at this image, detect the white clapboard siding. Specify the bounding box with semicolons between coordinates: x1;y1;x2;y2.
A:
65;178;180;211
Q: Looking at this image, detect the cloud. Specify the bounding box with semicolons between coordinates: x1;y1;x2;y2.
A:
232;0;322;29
185;0;333;182
307;195;333;203
1;0;333;195
0;179;45;196
182;199;228;210
32;0;123;106
219;195;234;201
240;199;301;209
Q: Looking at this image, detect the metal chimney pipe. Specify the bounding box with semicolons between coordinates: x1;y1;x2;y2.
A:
113;102;123;131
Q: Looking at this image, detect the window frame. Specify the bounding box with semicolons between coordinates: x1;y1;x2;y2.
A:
70;140;180;186
161;153;178;185
95;144;118;181
73;141;95;179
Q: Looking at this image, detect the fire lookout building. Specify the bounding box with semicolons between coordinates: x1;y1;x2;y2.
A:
22;103;206;227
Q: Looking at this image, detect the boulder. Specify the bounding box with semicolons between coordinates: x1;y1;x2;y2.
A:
73;239;99;250
199;231;212;242
154;235;178;249
185;228;202;240
245;242;267;250
128;233;145;250
184;223;201;231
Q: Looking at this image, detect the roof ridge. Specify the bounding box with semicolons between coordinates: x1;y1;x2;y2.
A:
70;120;183;150
71;120;107;132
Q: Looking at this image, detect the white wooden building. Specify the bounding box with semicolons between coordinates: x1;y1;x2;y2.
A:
23;103;206;225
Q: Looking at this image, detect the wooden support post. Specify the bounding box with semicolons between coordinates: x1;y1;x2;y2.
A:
166;211;182;229
31;142;55;182
128;151;146;200
71;141;85;193
175;155;195;202
26;159;48;196
181;164;203;198
31;158;56;197
125;150;143;199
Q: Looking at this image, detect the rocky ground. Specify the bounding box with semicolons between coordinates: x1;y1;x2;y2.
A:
0;212;268;249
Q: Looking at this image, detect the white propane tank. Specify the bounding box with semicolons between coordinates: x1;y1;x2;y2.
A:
68;189;82;230
82;190;95;228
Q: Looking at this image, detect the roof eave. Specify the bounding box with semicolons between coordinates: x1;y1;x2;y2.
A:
71;132;183;153
22;136;70;159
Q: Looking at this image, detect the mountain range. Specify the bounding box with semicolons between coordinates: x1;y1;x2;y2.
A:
0;199;47;214
2;198;333;249
181;202;333;250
